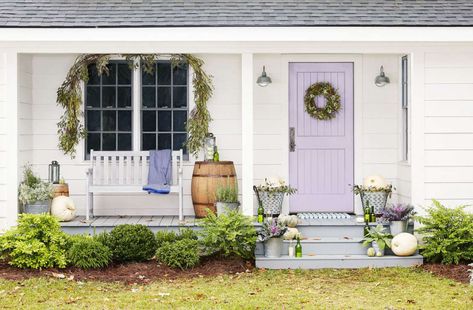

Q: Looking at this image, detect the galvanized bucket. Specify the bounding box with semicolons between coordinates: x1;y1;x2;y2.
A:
23;200;50;214
264;237;283;258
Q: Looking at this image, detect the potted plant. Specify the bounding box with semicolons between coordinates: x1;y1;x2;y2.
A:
257;218;287;258
362;224;393;257
381;203;416;236
18;165;53;214
215;180;240;215
254;177;297;216
353;175;393;216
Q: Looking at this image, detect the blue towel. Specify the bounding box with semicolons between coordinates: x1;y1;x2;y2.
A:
143;149;172;194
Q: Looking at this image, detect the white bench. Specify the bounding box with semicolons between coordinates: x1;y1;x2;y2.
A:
85;149;184;222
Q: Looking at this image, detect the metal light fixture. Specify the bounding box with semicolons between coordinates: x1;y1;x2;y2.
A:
375;66;390;87
256;66;272;87
48;160;60;184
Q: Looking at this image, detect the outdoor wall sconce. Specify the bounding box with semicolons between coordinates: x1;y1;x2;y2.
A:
256;66;272;87
374;66;390;87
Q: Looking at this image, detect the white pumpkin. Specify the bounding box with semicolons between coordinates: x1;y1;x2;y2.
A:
363;175;387;188
278;215;299;228
51;196;76;222
391;233;418;256
283;228;301;240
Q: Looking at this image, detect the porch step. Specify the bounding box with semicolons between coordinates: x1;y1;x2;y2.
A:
255;237;367;255
255;254;423;269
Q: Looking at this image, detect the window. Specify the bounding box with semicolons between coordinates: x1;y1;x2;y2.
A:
401;55;409;161
141;61;188;153
85;61;133;158
84;60;189;159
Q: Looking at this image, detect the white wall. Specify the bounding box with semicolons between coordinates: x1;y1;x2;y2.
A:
18;54;33;173
27;53;242;216
424;52;473;211
0;53;7;228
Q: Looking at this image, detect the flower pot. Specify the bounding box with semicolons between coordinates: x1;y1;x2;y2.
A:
389;220;408;236
372;241;385;257
258;191;285;215
23;200;50;214
215;201;240;215
264;237;283;258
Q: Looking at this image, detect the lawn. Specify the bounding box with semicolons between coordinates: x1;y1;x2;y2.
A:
0;267;471;309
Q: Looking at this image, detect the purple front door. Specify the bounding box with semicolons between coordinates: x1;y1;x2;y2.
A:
289;63;354;213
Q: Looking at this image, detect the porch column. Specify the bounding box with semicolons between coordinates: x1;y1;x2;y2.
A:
241;53;254;216
1;51;19;229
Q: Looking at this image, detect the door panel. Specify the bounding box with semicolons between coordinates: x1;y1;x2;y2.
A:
289;63;354;213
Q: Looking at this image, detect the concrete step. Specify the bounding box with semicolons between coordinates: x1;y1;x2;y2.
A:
255;254;423;269
255;237;367;256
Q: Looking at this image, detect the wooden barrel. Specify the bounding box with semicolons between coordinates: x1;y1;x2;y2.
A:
191;161;237;218
52;183;69;198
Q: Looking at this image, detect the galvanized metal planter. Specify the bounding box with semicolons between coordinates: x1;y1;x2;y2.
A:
215;202;240;215
264;237;283;258
23;200;50;214
389;220;408;236
258;191;285;215
360;190;390;215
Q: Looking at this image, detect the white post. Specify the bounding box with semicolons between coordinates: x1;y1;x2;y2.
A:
241;53;254;216
4;51;18;228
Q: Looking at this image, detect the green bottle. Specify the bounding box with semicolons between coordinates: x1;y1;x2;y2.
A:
257;203;264;223
368;201;376;222
295;236;302;258
213;146;219;162
363;203;371;223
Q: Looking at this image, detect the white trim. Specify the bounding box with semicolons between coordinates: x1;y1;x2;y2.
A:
3;27;473;43
241;53;254;216
5;51;18;228
280;54;363;214
132;58;141;151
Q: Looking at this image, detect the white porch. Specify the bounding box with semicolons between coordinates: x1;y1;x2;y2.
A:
6;29;471;227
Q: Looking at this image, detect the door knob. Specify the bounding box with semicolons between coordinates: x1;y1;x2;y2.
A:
289;127;296;152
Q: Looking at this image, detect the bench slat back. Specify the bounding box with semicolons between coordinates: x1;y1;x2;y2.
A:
90;150;183;187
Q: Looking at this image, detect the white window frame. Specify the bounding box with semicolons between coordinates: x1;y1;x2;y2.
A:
83;57;190;160
401;55;409;162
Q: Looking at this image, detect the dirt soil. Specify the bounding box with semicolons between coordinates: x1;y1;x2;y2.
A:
0;257;254;284
421;263;471;284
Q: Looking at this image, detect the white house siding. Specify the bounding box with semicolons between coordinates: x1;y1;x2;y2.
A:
18;54;33;175
424;52;473;211
26;53;242;216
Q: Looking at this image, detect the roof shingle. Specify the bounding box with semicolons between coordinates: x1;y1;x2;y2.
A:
1;0;473;28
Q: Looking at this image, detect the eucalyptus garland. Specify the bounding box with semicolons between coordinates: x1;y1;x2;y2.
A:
56;54;213;157
303;82;341;120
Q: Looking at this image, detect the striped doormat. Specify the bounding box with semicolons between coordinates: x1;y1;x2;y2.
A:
297;213;351;220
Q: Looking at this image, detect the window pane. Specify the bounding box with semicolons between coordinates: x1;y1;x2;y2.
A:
157;87;171;108
158;111;172;131
142;68;156;85
86;87;100;108
157;62;171;85
118;111;132;131
142;87;156;108
86;133;101;153
173;111;187;132
87;65;100;85
142;133;156;150
117;87;131;108
102;87;116;108
173;65;187;85
173;87;187;108
102;133;116;151
158;133;171;150
173;133;187;151
118;133;132;150
142;111;156;132
86;111;101;131
102;63;116;85
102;111;116;131
117;63;131;85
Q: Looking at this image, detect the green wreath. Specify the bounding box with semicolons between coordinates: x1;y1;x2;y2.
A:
304;82;341;120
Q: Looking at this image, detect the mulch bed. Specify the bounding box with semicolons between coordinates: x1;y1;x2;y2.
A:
421;263;471;284
0;257;254;285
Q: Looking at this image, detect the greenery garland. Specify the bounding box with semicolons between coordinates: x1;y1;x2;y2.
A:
303;82;341;120
57;54;213;157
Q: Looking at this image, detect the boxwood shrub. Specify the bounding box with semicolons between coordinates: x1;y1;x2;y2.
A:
67;235;111;269
156;239;200;269
103;224;157;262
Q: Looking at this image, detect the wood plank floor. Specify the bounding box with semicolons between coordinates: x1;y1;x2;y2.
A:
60;216;197;227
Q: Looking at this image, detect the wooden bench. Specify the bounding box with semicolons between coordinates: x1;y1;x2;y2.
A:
85;150;184;222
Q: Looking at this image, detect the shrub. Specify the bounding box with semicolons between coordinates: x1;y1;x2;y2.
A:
156;239;200;269
0;214;68;269
416;200;473;264
199;210;256;260
67;235;111;269
156;228;198;249
103;224;157;262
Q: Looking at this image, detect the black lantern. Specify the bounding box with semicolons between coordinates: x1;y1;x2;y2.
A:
48;161;60;184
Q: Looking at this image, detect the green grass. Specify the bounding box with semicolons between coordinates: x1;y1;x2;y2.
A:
0;268;471;309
